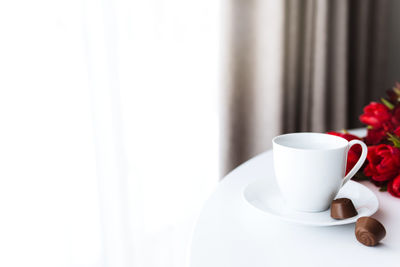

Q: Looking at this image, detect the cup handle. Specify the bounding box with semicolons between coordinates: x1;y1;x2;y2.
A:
341;139;368;188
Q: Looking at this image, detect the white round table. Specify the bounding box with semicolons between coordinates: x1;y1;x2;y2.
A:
190;130;400;267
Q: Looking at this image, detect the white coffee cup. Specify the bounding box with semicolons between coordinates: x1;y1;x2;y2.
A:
272;132;367;212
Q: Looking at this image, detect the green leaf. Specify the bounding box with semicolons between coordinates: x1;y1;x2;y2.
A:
381;97;395;110
367;125;373;130
379;185;388;192
353;171;369;181
387;133;400;148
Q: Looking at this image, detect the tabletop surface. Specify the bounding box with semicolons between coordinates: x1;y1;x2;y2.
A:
190;130;400;267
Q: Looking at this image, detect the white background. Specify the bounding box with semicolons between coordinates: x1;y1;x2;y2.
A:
0;0;221;266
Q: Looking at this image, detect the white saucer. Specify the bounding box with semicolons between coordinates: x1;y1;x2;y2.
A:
243;177;379;226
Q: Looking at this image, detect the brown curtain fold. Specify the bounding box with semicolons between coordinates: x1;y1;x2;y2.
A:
221;0;390;176
348;0;390;126
283;0;350;132
221;0;257;174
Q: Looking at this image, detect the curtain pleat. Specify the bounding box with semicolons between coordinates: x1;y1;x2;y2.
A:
283;0;349;132
310;0;328;132
283;0;302;133
326;0;348;130
348;0;389;126
221;0;258;174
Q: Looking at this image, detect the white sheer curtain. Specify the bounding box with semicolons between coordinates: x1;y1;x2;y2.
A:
0;0;220;266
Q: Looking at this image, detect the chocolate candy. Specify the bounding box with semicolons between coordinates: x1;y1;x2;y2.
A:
330;198;358;219
355;217;386;246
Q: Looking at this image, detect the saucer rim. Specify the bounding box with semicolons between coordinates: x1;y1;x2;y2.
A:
242;179;379;227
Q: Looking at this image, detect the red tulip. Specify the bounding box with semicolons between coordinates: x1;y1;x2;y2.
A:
365;129;387;145
359;102;392;130
364;144;400;182
388;174;400;198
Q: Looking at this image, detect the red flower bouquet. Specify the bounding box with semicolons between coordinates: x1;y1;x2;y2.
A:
329;83;400;198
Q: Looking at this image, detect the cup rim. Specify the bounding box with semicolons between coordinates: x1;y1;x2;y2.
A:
272;132;349;151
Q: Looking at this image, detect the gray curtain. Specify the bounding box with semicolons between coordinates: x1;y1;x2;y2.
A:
221;0;390;176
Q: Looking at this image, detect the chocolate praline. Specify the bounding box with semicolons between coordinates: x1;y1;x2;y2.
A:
355;217;386;246
330;198;358;220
